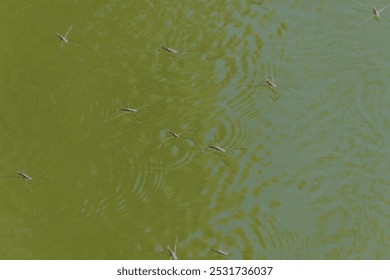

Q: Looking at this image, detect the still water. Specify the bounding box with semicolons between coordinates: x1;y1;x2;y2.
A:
0;0;389;259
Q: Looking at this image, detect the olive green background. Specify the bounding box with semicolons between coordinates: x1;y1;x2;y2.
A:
0;0;389;259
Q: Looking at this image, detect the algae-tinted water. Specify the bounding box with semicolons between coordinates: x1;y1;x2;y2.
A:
0;0;389;259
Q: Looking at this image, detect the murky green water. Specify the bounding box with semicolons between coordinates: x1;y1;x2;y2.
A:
1;0;389;259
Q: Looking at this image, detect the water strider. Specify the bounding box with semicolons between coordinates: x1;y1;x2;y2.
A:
0;171;46;193
211;248;229;257
366;5;390;21
105;105;148;122
211;245;247;259
161;46;179;54
157;129;194;150
350;4;390;22
16;172;33;181
255;75;278;91
119;108;139;113
205;144;246;166
205;142;247;167
255;74;297;101
56;26;73;48
166;235;178;260
207;145;227;153
0;171;34;181
206;144;245;153
265;77;277;88
160;46;200;60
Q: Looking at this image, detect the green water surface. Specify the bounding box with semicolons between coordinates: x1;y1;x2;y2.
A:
0;0;389;259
